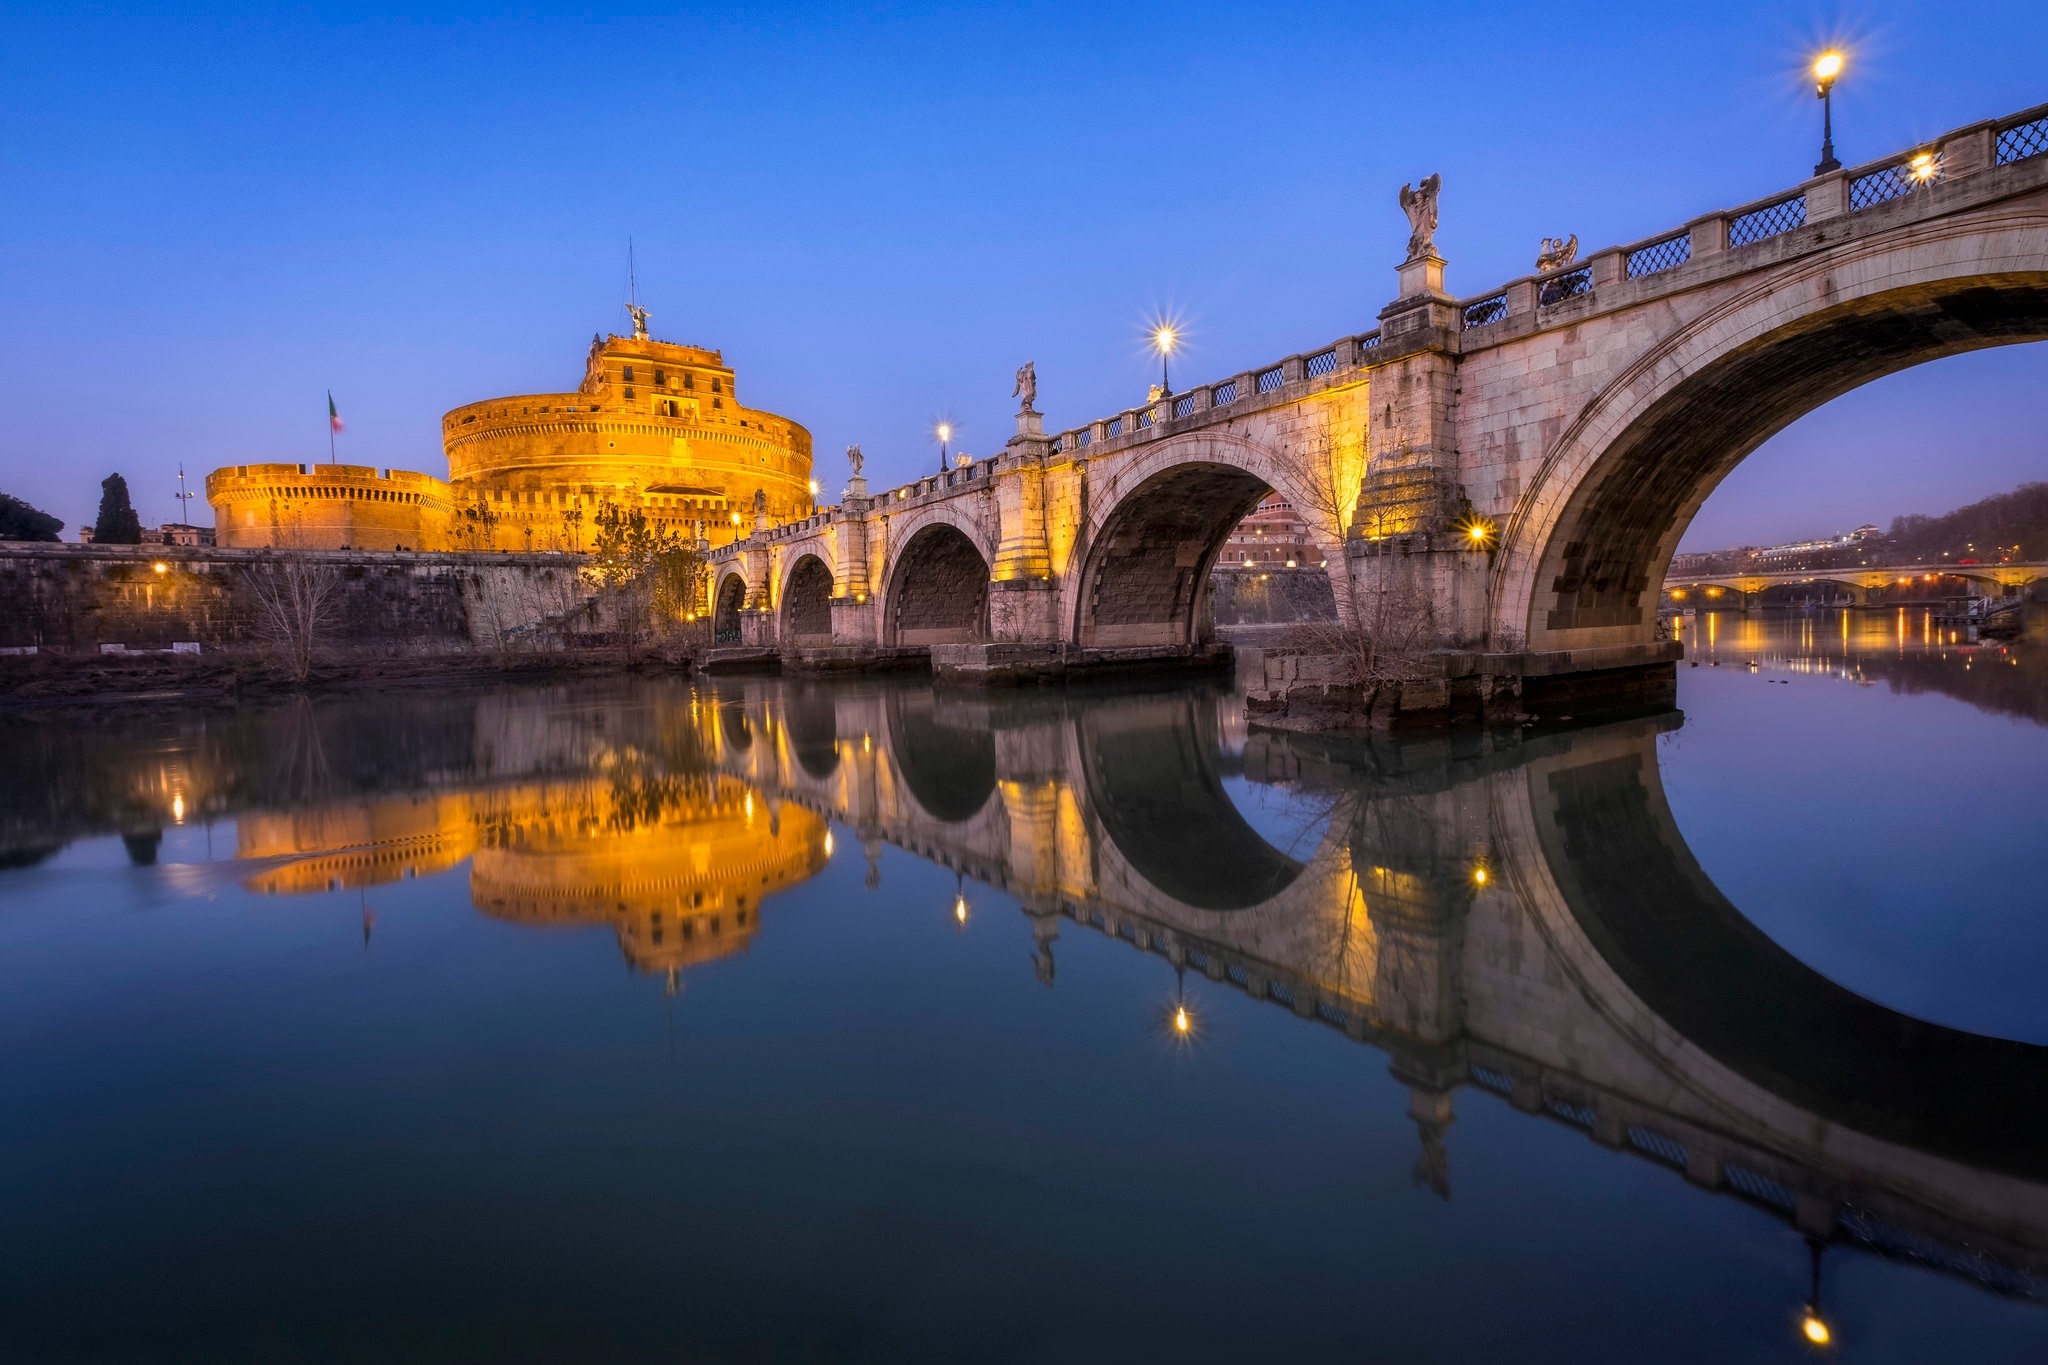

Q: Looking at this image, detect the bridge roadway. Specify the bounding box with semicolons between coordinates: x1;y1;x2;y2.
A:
1665;561;2048;607
699;679;2048;1302
709;98;2048;718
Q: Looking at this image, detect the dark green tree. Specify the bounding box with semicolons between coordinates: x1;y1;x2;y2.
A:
0;493;63;542
93;474;144;545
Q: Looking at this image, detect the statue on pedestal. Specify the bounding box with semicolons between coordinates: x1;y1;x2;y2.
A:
846;443;864;478
1399;174;1442;262
1535;235;1579;272
1012;361;1038;415
626;302;650;341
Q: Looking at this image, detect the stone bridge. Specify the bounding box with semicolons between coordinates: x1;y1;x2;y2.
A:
698;679;2048;1303
710;99;2048;712
1665;561;2048;608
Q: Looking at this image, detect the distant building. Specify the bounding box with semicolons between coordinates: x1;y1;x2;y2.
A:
1225;493;1316;568
205;323;807;553
156;523;215;547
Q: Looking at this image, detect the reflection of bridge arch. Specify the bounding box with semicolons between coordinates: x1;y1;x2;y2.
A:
1072;436;1335;648
1521;733;2048;1181
884;690;996;823
883;517;991;648
1497;231;2048;652
1076;694;1305;911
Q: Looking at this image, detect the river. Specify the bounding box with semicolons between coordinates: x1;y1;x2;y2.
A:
2;608;2044;1362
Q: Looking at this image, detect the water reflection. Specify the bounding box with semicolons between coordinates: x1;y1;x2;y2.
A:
2;676;2045;1322
1676;605;2048;724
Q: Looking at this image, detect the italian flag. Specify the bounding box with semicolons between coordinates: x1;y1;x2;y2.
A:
329;391;346;434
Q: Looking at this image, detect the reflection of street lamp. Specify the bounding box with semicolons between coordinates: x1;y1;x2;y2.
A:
1800;1239;1832;1349
952;872;970;927
935;423;952;474
1813;50;1845;174
1151;325;1177;395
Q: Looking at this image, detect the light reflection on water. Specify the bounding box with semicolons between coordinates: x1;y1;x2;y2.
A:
0;662;2045;1360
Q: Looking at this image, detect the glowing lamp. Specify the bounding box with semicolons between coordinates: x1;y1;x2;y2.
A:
1814;51;1842;84
1802;1314;1831;1346
1174;1005;1191;1035
152;562;168;574
1473;866;1489;886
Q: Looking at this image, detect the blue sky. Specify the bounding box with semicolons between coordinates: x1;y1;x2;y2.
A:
2;1;2043;549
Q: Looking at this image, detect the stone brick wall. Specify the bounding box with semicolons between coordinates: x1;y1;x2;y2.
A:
0;544;587;652
1208;566;1338;625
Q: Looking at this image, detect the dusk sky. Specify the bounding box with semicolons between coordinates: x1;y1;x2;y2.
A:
3;1;2043;549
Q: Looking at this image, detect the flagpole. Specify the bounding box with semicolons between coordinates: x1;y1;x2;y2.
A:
328;391;336;464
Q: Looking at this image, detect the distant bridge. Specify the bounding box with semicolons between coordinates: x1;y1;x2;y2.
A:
1666;562;2048;607
708;98;2048;711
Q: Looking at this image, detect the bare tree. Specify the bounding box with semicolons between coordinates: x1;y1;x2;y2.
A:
586;501;706;656
242;523;345;683
1267;416;1437;687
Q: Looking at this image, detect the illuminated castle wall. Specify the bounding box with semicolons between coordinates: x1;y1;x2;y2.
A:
206;325;813;553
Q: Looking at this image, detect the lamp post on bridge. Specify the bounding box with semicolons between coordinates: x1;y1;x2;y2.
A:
1813;50;1845;174
1151;325;1177;396
935;423;951;475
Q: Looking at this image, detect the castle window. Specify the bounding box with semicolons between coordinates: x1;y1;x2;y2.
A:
713;398;722;409
653;369;665;387
710;379;722;394
683;373;694;389
623;366;636;382
624;387;634;400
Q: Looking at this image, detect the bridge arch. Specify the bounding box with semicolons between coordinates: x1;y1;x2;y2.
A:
884;515;992;647
712;570;747;639
1495;217;2048;653
780;554;834;645
1072;435;1335;648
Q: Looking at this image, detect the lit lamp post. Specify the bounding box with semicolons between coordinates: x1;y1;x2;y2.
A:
1813;50;1845;174
1151;325;1177;396
935;422;952;474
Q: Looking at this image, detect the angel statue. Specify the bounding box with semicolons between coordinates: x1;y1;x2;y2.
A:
1398;174;1442;262
626;301;650;340
1012;361;1038;414
846;443;864;477
752;487;766;515
1535;235;1579;272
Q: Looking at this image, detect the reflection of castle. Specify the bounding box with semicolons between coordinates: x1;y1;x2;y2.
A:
204;320;813;552
236;772;826;976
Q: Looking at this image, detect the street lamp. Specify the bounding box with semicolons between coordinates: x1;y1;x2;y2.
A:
935;422;952;474
1813;50;1845;174
1151;325;1177;396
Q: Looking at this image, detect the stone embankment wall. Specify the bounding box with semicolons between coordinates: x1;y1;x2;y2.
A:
0;544;591;652
1207;566;1338;626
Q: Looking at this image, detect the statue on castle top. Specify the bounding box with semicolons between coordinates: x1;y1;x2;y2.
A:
1535;234;1579;272
1012;361;1038;415
846;444;864;478
1399;174;1442;262
626;302;650;341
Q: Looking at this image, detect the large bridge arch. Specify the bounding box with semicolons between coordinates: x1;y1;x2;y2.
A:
712;571;747;640
780;554;834;645
1072;435;1336;649
1494;217;2048;653
883;514;992;648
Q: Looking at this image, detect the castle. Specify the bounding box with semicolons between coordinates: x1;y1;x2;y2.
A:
205;313;814;552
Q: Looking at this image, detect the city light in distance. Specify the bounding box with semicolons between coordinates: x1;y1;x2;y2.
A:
152;562;168;574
